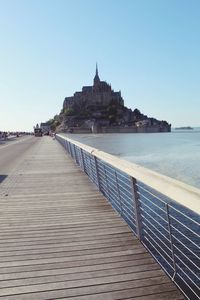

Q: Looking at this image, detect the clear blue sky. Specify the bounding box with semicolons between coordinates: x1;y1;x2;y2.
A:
1;0;200;131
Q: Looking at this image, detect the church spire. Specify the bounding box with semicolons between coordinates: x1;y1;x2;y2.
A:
96;63;98;77
94;62;100;85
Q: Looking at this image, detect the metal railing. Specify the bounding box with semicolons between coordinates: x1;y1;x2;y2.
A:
56;134;200;300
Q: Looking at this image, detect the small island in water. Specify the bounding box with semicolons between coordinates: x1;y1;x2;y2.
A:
175;126;193;130
44;65;171;133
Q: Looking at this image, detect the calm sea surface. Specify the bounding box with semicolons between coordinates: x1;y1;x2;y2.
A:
67;128;200;189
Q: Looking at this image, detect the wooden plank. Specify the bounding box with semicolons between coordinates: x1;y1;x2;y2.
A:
0;252;151;275
0;270;167;296
0;282;182;300
0;240;140;256
0;263;161;288
0;256;155;280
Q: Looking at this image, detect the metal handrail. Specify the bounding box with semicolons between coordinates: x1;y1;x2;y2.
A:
56;134;200;300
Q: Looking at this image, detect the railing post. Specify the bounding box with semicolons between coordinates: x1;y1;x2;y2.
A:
64;140;68;153
73;144;78;164
89;155;93;181
80;149;86;173
68;142;72;157
131;177;142;240
94;156;101;191
104;164;111;203
115;171;123;216
67;141;70;153
165;203;177;280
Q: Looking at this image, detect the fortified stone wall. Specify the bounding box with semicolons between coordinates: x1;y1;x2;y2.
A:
64;126;170;134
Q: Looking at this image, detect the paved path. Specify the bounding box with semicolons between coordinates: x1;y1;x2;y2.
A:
0;136;37;176
0;137;184;299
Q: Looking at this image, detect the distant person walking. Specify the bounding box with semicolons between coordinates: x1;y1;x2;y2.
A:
3;132;8;140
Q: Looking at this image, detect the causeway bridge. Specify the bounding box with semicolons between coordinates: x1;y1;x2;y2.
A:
0;135;199;299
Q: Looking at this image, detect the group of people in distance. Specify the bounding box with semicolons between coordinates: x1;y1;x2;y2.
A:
0;132;8;140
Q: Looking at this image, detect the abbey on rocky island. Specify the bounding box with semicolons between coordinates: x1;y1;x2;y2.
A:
63;64;124;111
46;65;171;133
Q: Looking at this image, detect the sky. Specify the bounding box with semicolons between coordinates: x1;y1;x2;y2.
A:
0;0;200;131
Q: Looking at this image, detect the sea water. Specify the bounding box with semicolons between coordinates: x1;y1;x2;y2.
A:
67;128;200;189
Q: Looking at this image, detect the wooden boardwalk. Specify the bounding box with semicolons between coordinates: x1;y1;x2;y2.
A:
0;137;184;299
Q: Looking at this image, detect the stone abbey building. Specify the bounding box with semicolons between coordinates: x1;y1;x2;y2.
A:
58;65;171;133
63;65;124;110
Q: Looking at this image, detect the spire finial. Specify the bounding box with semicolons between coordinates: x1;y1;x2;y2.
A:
96;62;98;76
94;62;100;84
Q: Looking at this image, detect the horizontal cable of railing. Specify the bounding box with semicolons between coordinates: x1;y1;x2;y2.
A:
56;134;200;300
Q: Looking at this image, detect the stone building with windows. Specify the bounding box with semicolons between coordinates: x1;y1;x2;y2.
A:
63;65;124;111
